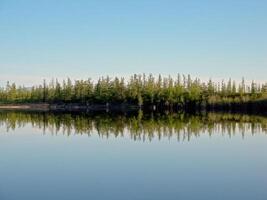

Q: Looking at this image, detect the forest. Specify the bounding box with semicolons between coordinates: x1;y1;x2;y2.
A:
0;74;267;112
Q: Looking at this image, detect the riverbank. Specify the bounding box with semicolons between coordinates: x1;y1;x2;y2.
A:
0;103;140;112
0;100;266;114
0;103;50;111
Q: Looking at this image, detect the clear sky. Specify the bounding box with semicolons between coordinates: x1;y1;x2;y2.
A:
0;0;266;86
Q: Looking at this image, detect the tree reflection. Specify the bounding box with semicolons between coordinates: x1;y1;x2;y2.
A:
0;111;266;141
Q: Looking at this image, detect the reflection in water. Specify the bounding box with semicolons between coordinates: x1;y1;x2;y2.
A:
0;111;267;141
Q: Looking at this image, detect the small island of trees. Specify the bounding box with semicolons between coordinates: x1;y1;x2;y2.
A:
0;74;267;112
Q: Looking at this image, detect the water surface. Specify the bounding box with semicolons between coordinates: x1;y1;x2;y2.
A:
0;111;266;200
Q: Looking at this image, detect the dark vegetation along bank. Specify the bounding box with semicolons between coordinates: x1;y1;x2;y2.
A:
0;74;267;112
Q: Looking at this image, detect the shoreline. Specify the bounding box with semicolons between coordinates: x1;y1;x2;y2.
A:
0;103;140;112
0;103;50;111
0;102;266;115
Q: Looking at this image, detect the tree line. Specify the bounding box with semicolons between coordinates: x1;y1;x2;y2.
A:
0;74;267;111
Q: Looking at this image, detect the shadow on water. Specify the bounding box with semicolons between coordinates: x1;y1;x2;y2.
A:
0;110;267;141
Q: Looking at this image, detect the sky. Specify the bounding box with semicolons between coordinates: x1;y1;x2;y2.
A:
0;0;267;86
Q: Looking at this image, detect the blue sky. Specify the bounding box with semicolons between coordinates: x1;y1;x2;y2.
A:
0;0;266;86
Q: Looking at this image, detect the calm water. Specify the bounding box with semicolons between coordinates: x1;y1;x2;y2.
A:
0;111;267;200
